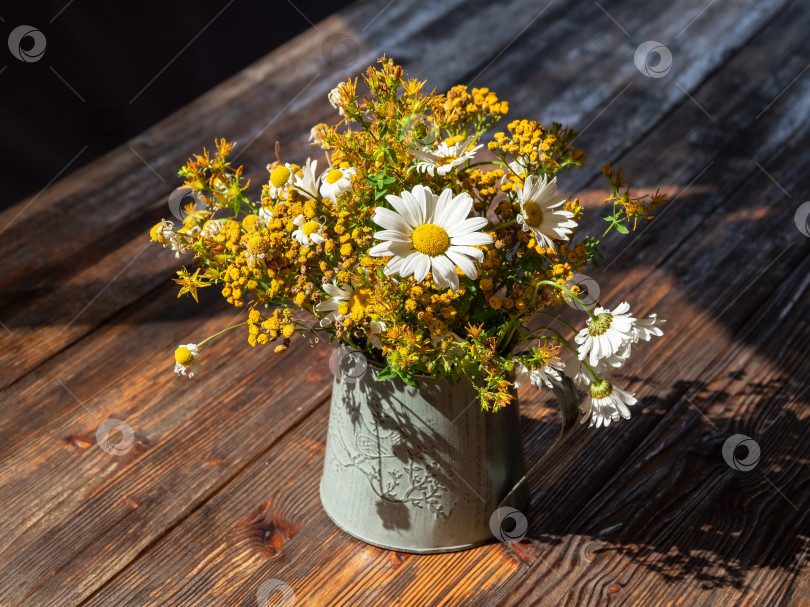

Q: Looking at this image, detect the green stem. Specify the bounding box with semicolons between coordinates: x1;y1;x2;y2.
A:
533;280;598;320
293;185;320;201
198;321;248;347
464;160;509;170
495;219;518;231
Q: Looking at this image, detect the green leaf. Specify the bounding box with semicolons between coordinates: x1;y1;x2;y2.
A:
615;223;629;234
376;366;398;381
399;372;418;388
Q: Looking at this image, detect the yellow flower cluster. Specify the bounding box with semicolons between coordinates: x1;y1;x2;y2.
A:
489;120;586;176
247;307;295;351
442;85;509;127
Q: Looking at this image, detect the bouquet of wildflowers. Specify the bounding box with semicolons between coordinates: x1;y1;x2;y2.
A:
150;57;668;426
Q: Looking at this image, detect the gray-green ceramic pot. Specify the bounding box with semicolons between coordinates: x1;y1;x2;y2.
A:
319;351;579;553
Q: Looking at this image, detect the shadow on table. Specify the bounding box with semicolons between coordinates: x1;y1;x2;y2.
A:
518;372;809;590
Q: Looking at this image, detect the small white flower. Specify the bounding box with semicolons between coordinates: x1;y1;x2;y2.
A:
295;158;321;200
328;85;346;117
201;219;223;239
580;380;637;428
174;343;200;378
502;158;529;184
369;185;492;291
151;219;175;243
309;125;327;145
369;321;386;349
258;205;274;224
515;174;577;252
316;283;384;347
292;214;326;247
565;350;627;387
316;283;372;322
267;163;295;198
243;233;270;266
150;219;192;257
575;302;637;367
514;359;565;389
315;282;355;326
409;137;482;177
632;313;666;342
320;166;355;202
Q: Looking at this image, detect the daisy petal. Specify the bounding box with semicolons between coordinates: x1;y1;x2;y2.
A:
445;249;477;279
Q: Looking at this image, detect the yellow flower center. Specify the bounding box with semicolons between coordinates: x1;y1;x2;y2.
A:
175;346;195;366
411;223;450;257
246;235;269;255
436;154;458;166
588;313;613;337
302;220;321;236
269;166;291;188
241;214;260;232
348;287;372;317
325;169;343;184
590;379;613;400
522;201;543;227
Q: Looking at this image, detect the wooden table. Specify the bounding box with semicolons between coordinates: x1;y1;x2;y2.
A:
1;0;808;605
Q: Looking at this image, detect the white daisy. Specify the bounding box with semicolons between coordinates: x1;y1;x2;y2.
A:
514;358;565;389
368;185;492;292
565;355;591;387
258;204;274;224
320;166;355;202
243;233;270;265
409;137;482;177
501;158;529;184
575;302;637;367
580;380;637;428
150;219;175;244
267;163;295;198
328;85;346;117
174;344;200;378
294;158;321;200
315;283;386;347
565;349;628;387
632;313;666;342
515;174;577;251
309;124;328;146
369;321;386;349
316;282;367;326
292;215;326;247
201;219;223;239
150;220;192;258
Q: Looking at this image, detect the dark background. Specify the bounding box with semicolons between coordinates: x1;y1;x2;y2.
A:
0;0;353;210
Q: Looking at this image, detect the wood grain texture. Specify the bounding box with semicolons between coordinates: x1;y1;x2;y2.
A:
1;0;809;605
